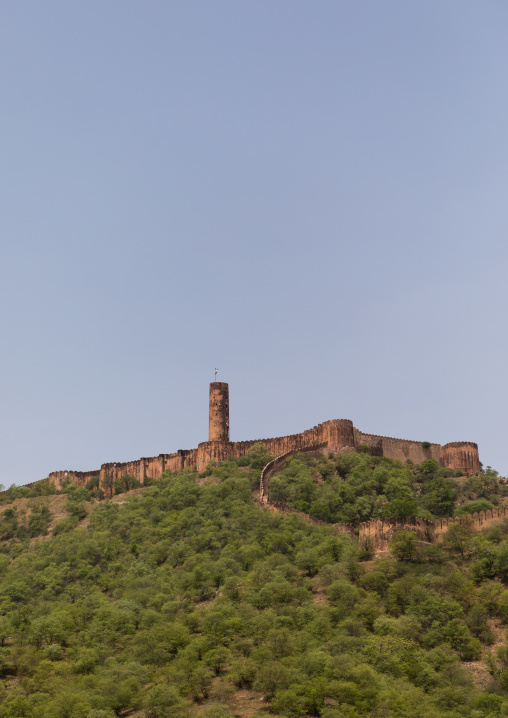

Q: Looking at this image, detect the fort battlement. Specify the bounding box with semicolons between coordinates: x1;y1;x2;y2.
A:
42;381;480;493
10;381;492;553
258;446;503;552
358;507;508;551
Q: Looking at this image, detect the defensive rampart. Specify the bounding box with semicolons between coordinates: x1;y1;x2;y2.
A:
48;448;199;493
259;442;329;504
48;427;478;494
48;420;479;494
47;438;507;556
353;429;480;473
38;381;480;494
258;446;507;552
47;418;358;492
358;506;508;551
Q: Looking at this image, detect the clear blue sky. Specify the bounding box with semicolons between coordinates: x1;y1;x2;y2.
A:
1;1;507;485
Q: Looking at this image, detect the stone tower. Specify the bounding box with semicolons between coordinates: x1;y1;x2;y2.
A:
209;382;229;442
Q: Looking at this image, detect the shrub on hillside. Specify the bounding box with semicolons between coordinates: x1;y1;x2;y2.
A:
27;504;52;537
456;499;495;516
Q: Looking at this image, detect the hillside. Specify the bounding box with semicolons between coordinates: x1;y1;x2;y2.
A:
267;450;505;525
1;452;508;717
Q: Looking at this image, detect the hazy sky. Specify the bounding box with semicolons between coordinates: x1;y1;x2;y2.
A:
1;1;507;485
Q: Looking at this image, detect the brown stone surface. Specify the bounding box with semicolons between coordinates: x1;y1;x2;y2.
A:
37;381;480;493
9;383;495;562
358;506;508;551
441;441;481;474
209;382;229;442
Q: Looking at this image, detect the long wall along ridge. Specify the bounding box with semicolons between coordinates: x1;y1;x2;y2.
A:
47;381;481;494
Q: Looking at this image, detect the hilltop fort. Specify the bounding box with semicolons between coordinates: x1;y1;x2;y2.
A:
45;382;480;492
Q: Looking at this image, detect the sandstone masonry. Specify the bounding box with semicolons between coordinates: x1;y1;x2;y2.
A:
46;381;480;492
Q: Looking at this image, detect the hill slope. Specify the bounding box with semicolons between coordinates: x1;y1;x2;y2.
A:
267;450;505;524
1;454;508;717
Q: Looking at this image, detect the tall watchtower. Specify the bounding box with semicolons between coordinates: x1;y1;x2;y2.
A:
209;382;229;442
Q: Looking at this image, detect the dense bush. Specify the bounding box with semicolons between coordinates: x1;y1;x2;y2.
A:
268;452;506;525
0;449;505;716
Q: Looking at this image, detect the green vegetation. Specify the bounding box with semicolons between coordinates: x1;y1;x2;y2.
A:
269;452;507;525
0;472;147;506
0;503;52;541
0;450;507;717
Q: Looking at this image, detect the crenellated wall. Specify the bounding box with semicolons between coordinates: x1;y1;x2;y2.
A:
358;516;435;550
45;417;479;494
259;443;330;504
353;429;480;473
431;506;508;541
354;429;441;463
35;382;480;494
358;506;508;551
48;470;100;489
11;388;494;556
441;442;481;475
49;449;199;494
258;446;506;551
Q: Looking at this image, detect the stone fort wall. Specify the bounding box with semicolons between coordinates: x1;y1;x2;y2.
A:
47;424;480;494
358;506;508;551
38;381;480;494
257;446;505;552
15;377;493;554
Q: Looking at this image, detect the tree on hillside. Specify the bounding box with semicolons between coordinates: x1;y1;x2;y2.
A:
390;530;419;561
